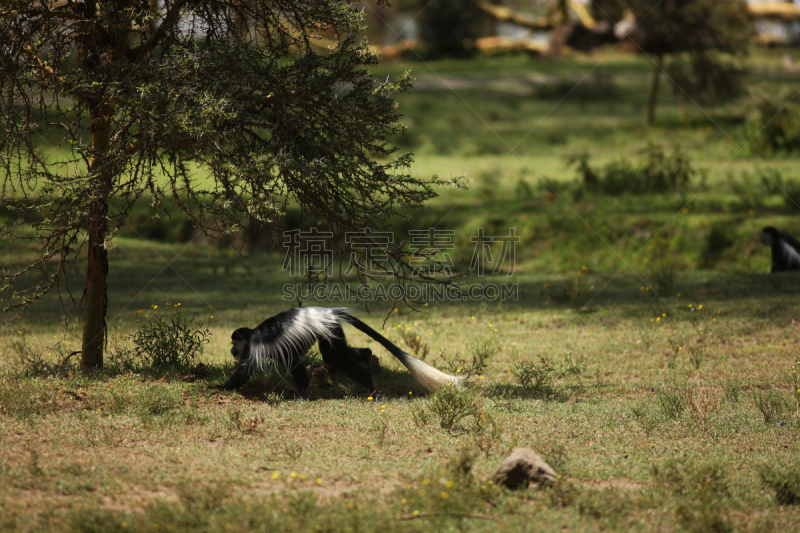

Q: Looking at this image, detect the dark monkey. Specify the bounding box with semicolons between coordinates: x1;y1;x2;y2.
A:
222;307;465;394
761;226;800;272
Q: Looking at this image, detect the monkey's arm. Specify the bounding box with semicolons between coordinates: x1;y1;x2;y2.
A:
220;362;251;390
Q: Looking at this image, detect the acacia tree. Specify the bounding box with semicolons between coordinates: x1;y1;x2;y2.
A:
624;0;752;125
1;0;454;368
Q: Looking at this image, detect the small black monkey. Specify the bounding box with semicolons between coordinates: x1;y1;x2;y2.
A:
761;226;800;272
222;307;465;395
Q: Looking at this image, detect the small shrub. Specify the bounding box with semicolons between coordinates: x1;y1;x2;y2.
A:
658;388;686;420
13;338;76;378
666;53;746;105
752;389;792;424
438;337;494;378
399;329;430;360
284;440;303;460
472;413;503;458
746;86;800;155
540;443;569;475
759;462;800;505
644;235;682;297
370;403;390;445
686;386;718;436
513;355;558;399
557;353;587;377
424;385;483;432
630;401;660;436
729;168;785;210
567;144;694;196
701;223;736;269
562;267;593;311
576;487;639;520
410;401;430;429
226;404;265;434
127;308;211;370
720;378;742;403
688;346;706;370
468;335;500;365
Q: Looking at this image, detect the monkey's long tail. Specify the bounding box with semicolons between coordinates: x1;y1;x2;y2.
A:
337;312;467;390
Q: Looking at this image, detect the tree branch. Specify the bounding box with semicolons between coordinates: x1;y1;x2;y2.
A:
128;0;197;59
0;8;85;20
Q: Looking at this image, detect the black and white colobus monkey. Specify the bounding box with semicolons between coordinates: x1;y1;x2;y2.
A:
761;226;800;272
221;307;465;394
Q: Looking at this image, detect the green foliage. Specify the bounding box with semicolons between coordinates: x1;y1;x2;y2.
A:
12;338;76;378
746;87;800;154
557;353;587;378
1;0;454;368
399;329;430;359
702;223;737;269
686;386;718;436
126;308;210;371
562;267;594;310
414;384;485;432
437;336;497;378
643;235;682;297
630;400;660;436
720;378;743;403
513;355;560;399
658;388;686;420
568;144;694;195
752;389;792;425
759;462;800;505
626;0;753;57
666;53;746;105
226;404;265;434
688;345;706;370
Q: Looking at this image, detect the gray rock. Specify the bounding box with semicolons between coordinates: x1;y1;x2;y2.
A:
492;448;558;490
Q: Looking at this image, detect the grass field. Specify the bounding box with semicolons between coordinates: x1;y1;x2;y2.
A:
2;49;800;532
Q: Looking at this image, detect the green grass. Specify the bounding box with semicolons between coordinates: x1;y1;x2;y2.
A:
3;49;800;532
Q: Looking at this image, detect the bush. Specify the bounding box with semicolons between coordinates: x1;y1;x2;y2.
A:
568;144;694;196
126;307;211;370
666;53;746;105
413;384;484;432
658;388;686;420
513;356;561;400
752;389;792;424
746;87;800;155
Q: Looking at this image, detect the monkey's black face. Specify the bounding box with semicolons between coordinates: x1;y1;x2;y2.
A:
761;231;774;247
231;340;249;362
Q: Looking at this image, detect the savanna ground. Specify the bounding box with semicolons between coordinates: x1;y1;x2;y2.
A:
3;48;800;532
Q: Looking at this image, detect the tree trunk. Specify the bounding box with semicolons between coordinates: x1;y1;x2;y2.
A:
81;103;112;369
646;53;663;127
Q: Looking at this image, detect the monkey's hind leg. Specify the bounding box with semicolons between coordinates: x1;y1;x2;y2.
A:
288;360;311;398
319;328;376;393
